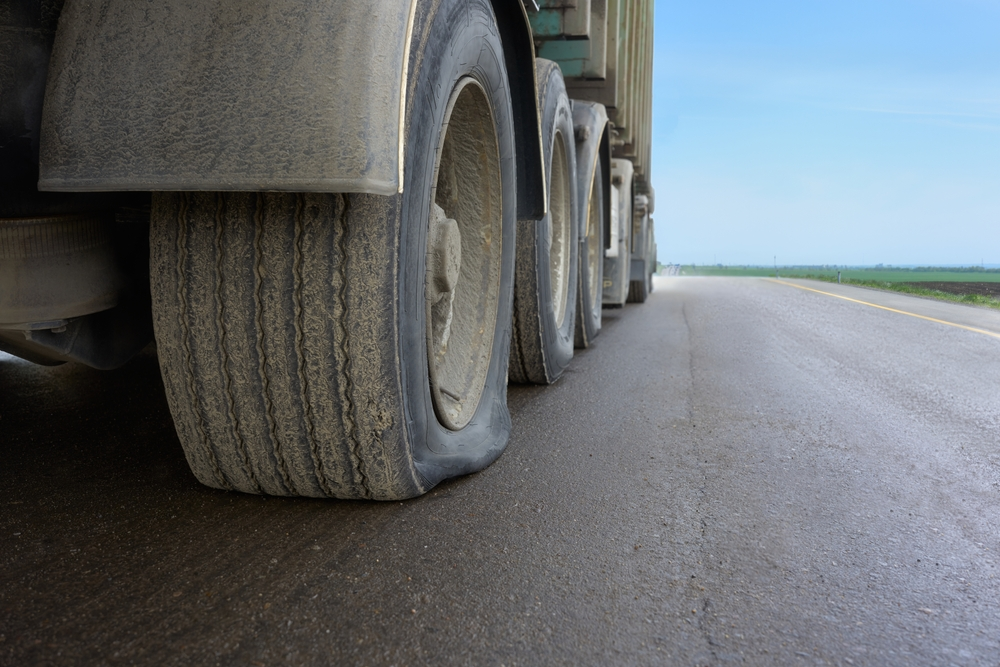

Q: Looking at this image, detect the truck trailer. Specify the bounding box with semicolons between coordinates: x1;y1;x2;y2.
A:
0;0;656;499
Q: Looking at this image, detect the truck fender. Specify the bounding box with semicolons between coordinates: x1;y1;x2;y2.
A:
40;0;419;196
570;100;611;249
39;0;546;220
490;0;546;220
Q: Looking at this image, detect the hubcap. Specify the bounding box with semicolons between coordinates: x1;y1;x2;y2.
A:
585;176;601;312
548;131;571;327
427;203;462;357
426;78;503;431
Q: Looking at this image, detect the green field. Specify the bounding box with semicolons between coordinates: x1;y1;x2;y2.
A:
679;266;1000;282
672;265;1000;310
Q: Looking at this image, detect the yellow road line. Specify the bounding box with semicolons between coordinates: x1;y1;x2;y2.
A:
766;278;1000;340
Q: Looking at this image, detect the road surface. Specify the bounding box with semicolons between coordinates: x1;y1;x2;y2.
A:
2;277;999;666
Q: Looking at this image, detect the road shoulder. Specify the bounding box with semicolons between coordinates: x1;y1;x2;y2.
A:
765;277;1000;338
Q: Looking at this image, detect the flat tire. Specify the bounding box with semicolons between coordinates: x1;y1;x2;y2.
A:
149;0;516;499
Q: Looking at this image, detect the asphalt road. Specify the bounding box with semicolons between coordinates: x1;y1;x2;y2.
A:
2;277;999;666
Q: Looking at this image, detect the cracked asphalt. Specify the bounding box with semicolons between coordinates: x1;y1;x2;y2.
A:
2;277;999;666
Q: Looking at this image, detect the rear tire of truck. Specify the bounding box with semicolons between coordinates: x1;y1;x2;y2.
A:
575;159;604;348
627;213;653;303
509;60;578;384
627;274;649;303
149;0;516;500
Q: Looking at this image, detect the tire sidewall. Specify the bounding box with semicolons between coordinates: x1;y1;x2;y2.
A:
398;0;516;487
535;62;579;376
586;158;604;329
577;156;604;344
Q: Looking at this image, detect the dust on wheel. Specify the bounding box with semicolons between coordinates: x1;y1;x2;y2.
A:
426;77;504;429
576;156;605;348
509;59;579;384
150;0;516;500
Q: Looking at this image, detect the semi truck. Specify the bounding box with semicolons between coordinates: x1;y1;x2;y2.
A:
0;0;656;499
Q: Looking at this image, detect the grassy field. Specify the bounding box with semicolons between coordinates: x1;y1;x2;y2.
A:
675;266;1000;310
679;266;1000;282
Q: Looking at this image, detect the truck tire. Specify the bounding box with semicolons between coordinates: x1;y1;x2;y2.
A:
149;0;516;500
509;60;578;384
575;158;604;347
627;274;648;303
647;226;656;295
627;213;654;303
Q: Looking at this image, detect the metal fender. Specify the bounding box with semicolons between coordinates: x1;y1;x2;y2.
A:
39;0;419;195
491;0;546;220
39;0;546;220
571;100;611;248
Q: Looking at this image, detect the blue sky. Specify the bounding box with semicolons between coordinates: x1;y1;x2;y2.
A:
650;0;1000;266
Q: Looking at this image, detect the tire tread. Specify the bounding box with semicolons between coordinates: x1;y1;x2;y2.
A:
627;278;648;303
152;192;390;498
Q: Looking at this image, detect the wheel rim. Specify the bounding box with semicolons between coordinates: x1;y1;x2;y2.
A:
585;175;601;312
426;77;503;431
548;131;572;328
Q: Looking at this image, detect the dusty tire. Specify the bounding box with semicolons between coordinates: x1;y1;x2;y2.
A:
627;207;653;303
149;0;516;500
627;274;649;303
647;225;656;295
509;60;578;384
575;157;604;348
